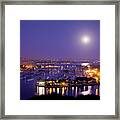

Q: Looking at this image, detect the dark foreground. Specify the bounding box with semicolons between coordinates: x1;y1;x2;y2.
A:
28;94;100;100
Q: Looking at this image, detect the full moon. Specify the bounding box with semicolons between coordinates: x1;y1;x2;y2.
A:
81;36;90;44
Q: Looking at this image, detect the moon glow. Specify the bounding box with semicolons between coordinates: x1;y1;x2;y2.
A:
81;36;90;44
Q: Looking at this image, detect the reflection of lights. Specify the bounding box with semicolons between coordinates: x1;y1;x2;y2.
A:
81;89;91;95
50;88;52;94
57;88;59;94
53;88;55;93
96;89;99;96
39;87;45;95
72;87;74;90
62;87;65;95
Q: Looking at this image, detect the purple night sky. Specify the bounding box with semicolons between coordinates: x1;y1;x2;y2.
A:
20;20;100;60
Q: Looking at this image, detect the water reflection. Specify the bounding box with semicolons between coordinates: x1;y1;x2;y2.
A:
37;85;99;97
57;88;59;94
38;87;45;95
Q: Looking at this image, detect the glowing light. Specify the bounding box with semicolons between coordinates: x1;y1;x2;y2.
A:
85;68;100;83
39;81;45;86
81;35;90;44
81;63;89;66
45;65;60;68
25;64;33;69
41;65;44;68
61;82;65;86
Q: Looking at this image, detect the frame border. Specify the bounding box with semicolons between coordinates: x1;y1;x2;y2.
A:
0;0;119;119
